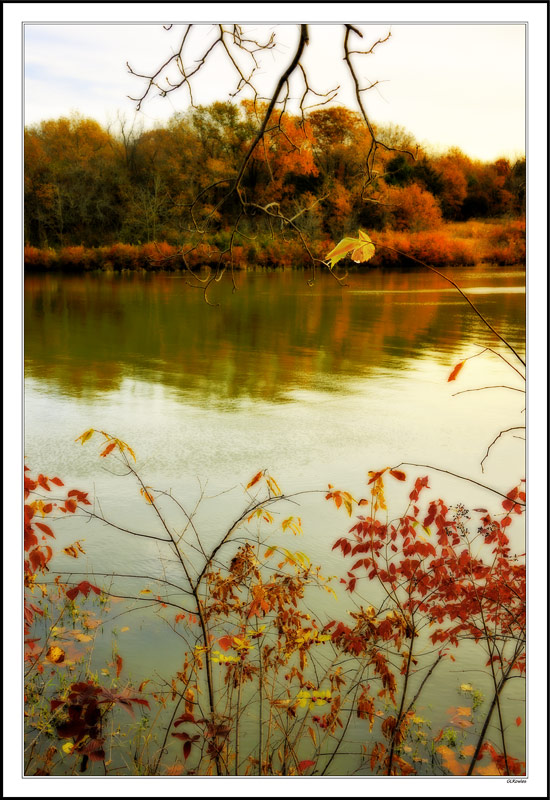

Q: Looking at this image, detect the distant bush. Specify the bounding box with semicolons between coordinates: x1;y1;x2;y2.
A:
24;245;58;270
384;183;443;232
483;219;525;265
370;230;476;267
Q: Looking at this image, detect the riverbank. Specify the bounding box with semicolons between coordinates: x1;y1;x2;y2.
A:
24;218;525;273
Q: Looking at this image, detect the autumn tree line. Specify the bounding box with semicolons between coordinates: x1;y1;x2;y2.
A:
24;103;525;270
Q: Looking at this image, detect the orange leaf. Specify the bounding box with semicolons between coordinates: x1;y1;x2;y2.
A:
476;762;502;776
447;361;465;382
246;470;263;490
100;442;117;458
115;654;123;678
437;745;466;775
515;716;522;726
389;469;406;481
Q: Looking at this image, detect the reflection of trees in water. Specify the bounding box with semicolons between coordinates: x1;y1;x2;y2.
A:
25;270;525;403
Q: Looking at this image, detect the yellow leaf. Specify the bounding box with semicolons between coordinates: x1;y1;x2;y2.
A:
73;632;93;642
120;627;130;633
266;475;282;497
101;668;110;675
308;726;317;746
75;428;95;445
140;589;152;595
46;645;65;664
62;742;74;754
325;230;375;269
460;683;473;692
282;516;303;535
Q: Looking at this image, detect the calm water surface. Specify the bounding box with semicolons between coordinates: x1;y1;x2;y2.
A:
24;265;526;772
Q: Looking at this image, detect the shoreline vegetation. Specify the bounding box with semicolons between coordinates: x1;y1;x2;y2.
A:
25;218;525;273
25;107;525;275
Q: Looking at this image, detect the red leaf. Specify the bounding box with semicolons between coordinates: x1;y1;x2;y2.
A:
65;499;77;513
115;654;123;678
183;740;192;760
389;469;406;481
174;713;195;726
35;522;55;538
37;474;51;491
66;586;79;601
298;760;315;773
515;717;521;726
130;697;150;708
50;477;64;486
447;361;465;382
246;470;263;489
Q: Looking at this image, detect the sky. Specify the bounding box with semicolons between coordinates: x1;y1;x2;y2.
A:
22;21;527;162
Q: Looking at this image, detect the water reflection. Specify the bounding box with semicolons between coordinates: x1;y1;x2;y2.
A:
25;267;525;404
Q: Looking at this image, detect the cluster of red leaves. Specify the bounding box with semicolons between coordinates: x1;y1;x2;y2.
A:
331;474;525;654
24;469;92;640
328;470;526;776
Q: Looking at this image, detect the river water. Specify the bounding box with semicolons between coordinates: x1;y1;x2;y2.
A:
24;264;526;773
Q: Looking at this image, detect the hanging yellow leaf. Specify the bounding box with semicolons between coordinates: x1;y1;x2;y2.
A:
325;230;375;270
